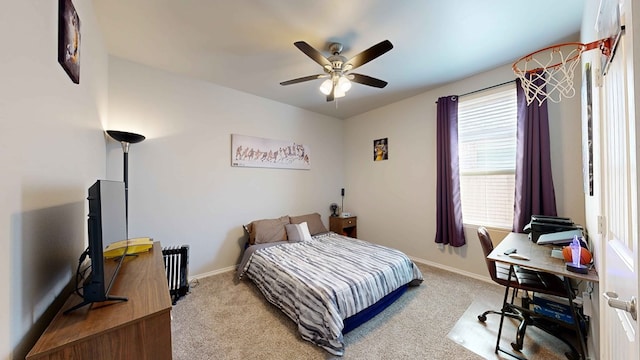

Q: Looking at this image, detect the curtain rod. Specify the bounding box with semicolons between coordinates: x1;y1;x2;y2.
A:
435;79;515;103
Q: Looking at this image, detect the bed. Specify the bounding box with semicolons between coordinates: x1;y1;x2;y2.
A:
237;213;423;356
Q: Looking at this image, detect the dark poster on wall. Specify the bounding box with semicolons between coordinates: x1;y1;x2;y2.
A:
58;0;81;84
582;62;594;196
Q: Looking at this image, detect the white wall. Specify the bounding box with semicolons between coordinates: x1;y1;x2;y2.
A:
106;57;345;276
344;60;585;279
0;1;108;358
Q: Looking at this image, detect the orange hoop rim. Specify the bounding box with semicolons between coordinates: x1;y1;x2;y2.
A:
512;38;614;75
512;42;585;74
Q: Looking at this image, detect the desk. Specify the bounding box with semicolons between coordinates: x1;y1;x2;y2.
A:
488;232;598;360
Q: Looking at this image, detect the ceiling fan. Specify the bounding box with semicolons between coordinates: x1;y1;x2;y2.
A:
280;40;393;102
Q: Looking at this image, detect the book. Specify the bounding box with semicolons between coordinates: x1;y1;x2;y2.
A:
104;237;154;258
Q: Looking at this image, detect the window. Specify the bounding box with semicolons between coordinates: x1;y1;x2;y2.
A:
458;83;517;229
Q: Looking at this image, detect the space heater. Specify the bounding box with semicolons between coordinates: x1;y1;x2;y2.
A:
162;245;190;305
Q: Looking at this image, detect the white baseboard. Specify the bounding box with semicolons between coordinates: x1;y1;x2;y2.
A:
190;265;236;281
409;256;495;285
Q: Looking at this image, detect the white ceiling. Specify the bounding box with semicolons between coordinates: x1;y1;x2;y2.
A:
93;0;585;119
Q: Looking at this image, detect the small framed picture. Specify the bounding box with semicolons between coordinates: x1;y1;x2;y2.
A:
58;0;80;84
373;138;388;161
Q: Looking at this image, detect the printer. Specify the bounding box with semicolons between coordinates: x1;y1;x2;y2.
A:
523;215;582;244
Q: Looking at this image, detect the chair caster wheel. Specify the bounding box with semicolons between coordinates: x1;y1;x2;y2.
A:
511;342;522;352
564;351;580;360
477;315;487;322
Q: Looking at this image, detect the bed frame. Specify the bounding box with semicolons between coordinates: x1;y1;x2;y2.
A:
342;284;408;333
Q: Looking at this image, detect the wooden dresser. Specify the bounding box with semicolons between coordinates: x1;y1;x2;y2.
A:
26;242;173;360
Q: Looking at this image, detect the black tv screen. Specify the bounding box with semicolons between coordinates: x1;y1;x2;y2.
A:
74;180;128;309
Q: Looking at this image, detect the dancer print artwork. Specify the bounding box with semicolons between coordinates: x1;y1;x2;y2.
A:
373;138;388;161
231;134;311;170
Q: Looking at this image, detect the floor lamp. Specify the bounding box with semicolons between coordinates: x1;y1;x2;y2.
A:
107;130;145;236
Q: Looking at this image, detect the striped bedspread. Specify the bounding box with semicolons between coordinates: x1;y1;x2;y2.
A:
238;232;423;355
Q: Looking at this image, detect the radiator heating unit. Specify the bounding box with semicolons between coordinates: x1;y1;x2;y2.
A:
162;245;189;305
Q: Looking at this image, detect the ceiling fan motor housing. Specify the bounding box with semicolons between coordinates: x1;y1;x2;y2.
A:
329;42;343;55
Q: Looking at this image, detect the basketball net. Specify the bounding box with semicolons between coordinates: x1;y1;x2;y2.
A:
513;38;615;106
513;43;583;106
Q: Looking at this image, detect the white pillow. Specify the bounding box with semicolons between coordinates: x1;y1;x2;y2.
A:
285;221;312;242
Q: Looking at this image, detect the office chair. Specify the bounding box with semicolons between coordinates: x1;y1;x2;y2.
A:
476;227;579;357
477;226;525;322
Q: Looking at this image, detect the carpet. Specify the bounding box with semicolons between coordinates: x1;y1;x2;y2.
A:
172;263;494;359
447;293;575;359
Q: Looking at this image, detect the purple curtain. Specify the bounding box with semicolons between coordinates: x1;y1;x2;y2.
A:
435;96;465;247
512;77;558;233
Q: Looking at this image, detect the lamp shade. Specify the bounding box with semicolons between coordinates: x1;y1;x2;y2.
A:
319;79;333;95
107;130;145;144
337;76;351;92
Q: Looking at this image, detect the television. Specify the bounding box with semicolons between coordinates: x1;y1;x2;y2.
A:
65;180;129;313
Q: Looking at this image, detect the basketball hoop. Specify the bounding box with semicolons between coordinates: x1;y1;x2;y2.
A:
513;38;613;106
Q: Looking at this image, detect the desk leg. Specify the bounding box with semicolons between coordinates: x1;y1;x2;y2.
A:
564;278;588;360
495;265;513;353
495;265;528;360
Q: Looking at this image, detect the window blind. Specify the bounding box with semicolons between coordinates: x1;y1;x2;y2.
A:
458;83;517;229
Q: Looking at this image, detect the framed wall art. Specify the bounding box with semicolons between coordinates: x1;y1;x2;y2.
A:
58;0;81;84
231;134;311;170
373;138;388;161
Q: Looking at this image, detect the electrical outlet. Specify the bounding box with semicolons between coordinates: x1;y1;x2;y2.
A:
598;215;606;234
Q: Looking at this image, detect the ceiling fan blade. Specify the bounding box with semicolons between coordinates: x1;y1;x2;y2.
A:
294;41;332;69
349;73;388;88
345;40;393;70
280;74;325;86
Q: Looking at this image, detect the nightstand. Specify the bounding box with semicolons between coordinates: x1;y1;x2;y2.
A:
330;216;357;238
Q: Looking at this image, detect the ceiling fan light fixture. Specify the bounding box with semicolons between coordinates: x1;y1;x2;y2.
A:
319;79;333;95
337;76;352;92
283;40;393;102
